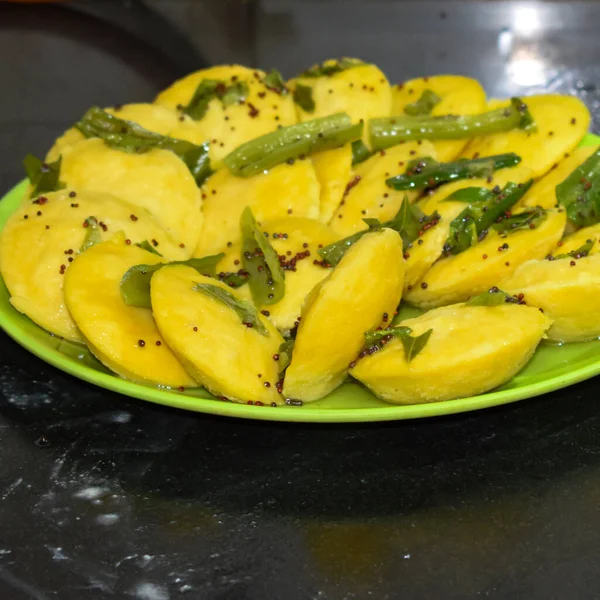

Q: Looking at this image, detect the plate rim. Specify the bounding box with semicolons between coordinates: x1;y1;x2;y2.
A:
2;134;600;423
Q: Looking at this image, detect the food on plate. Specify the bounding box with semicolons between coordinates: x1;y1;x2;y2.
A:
330;141;437;236
401;201;465;292
553;223;600;257
64;237;196;386
151;265;284;404
391;75;487;161
194;157;320;256
405;208;566;308
503;252;600;343
311;144;353;223
462;95;590;178
1;57;597;408
417;163;534;214
289;58;392;144
46;103;206;163
351;299;551;403
155;64;297;161
227;216;336;332
58;137;203;251
0;188;186;342
518;146;599;211
283;228;404;402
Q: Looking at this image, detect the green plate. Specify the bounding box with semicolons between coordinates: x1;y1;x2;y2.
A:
2;135;600;423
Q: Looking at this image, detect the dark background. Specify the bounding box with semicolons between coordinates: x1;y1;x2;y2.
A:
2;1;600;598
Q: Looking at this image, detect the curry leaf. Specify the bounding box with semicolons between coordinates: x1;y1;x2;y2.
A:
465;288;516;306
263;69;288;94
400;328;433;362
553;238;595;260
24;154;65;198
364;326;412;346
386;196;440;248
135;240;163;257
351;139;373;165
240;207;285;306
492;206;547;234
442;181;533;256
293;83;315;113
403;89;442;116
443;187;495;203
120;255;224;309
183;79;249;119
277;338;295;373
364;325;432;362
81;217;102;252
318;197;439;266
299;58;364;78
193;283;269;336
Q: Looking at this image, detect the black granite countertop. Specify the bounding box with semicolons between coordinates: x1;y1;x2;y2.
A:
2;2;600;598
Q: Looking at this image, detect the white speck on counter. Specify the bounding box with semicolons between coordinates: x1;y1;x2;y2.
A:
74;486;109;500
96;513;120;526
44;545;67;561
138;554;154;568
2;477;23;500
135;582;169;600
110;411;132;424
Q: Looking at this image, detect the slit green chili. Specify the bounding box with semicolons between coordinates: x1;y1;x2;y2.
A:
556;148;600;228
369;97;536;151
385;153;522;191
223;112;363;177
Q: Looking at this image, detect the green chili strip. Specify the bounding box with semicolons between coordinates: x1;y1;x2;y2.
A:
240;207;285;305
369;97;536;151
556;148;600;228
75;107;212;186
386;153;522;191
223;112;363;177
442;181;533;256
